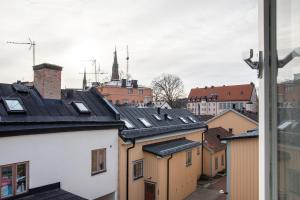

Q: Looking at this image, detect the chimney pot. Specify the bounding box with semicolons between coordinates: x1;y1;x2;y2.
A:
33;63;63;99
164;113;168;120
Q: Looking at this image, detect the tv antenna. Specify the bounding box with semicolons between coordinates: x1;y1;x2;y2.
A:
7;38;36;66
80;59;107;83
126;45;129;80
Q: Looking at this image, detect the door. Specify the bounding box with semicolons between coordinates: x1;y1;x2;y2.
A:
145;182;155;200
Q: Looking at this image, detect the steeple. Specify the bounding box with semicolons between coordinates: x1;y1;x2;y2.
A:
111;47;120;81
83;67;87;90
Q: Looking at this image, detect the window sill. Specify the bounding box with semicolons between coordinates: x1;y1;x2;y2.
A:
133;176;143;181
186;163;192;167
91;169;107;176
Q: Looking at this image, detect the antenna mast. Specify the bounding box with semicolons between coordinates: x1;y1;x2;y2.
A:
126;45;129;80
7;38;36;66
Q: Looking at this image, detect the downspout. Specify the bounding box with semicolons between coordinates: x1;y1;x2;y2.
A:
167;154;173;200
126;139;136;200
201;125;208;175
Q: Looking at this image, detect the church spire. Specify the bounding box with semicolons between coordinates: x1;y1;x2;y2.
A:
83;67;87;90
111;47;120;81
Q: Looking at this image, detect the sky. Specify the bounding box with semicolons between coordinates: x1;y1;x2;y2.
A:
0;0;259;95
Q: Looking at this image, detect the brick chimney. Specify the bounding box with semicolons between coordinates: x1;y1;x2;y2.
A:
33;63;63;99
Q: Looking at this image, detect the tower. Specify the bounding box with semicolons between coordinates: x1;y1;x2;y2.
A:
111;47;120;81
83;68;87;90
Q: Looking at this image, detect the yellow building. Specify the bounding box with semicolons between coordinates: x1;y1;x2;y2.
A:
206;109;258;134
221;130;259;200
116;107;207;200
202;127;233;177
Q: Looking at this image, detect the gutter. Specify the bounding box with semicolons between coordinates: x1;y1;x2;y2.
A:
167;154;173;200
126;139;136;200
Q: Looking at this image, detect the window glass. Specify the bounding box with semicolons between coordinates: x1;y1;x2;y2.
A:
122;119;135;129
16;163;27;194
74;102;89;113
4;99;24;111
138;118;152;127
153;114;162;121
91;148;106;175
186;151;192;166
133;160;143;180
179;117;189;124
276;0;300;198
1;166;13;198
215;157;218;170
188;116;197;123
221;155;224;166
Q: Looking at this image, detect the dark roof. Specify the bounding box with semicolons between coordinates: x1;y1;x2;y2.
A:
143;138;201;157
115;106;207;141
17;188;86;200
236;110;258;122
204;127;233;152
221;129;258;141
0;83;123;135
197;115;214;122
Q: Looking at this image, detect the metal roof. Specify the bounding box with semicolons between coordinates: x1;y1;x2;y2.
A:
0;83;123;135
17;189;86;200
115;106;207;141
143;138;201;157
221;129;258;141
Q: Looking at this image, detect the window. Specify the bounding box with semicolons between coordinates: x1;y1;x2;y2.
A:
179;116;189;124
73;101;90;113
221;155;224;166
215;157;218;170
122;118;135;129
166;115;173;120
128;88;133;94
152;114;162;121
0;162;29;198
188;116;197;123
138;89;143;95
138;118;152;127
186;150;192;166
91;148;106;175
133;160;143;180
2;98;25;112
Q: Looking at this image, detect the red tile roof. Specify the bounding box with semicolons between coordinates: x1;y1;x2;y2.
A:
188;83;255;102
204;127;233;152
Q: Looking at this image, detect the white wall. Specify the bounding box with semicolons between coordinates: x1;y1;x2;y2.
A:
0;129;118;200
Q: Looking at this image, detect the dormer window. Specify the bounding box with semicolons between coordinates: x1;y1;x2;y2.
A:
188;116;197;123
138;118;152;128
72;101;90;113
179;117;189;124
153;114;162;121
2;98;26;113
122;118;135;129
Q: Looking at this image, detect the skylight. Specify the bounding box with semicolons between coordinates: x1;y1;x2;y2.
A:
138;118;152;128
188;116;197;123
179;117;189;124
122;118;135;129
167;115;173;120
153;114;162;121
4;99;25;112
73;101;90;113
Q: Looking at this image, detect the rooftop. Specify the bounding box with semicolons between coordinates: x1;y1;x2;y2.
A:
204;127;233;152
221;129;258;141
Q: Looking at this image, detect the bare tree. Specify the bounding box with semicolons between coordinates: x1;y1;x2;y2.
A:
151;74;185;108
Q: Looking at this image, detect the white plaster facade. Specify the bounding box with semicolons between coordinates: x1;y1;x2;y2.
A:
0;129;118;200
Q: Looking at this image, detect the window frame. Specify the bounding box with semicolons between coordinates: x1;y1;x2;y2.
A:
152;114;162;121
2;97;26;113
122;118;135;129
72;101;90;114
179;116;189;124
138;118;152;128
91;148;107;176
0;161;29;199
133;159;143;180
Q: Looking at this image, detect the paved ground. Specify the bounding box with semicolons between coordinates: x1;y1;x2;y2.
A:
185;175;227;200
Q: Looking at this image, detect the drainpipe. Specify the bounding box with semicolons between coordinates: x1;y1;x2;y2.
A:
201;125;208;175
126;139;135;200
167;154;173;200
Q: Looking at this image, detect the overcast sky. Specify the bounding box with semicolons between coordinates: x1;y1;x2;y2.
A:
0;0;258;94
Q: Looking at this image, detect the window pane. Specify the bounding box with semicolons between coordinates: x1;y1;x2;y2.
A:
91;150;98;173
277;0;300;199
16;163;27;194
1;166;13;198
5;99;24;111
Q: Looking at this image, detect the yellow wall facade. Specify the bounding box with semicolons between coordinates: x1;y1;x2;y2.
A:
228;138;258;200
207;111;257;134
118;130;203;200
203;148;226;177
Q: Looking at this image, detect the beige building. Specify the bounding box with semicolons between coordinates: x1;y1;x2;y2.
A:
202;127;233;177
116;106;207;200
206;109;258;134
221;130;259;200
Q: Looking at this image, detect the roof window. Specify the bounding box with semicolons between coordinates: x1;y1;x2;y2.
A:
188;116;197;123
138;118;152;128
73;101;90;113
122;118;135;129
179;116;189;124
3;98;26;113
153;114;162;121
166;115;173;120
